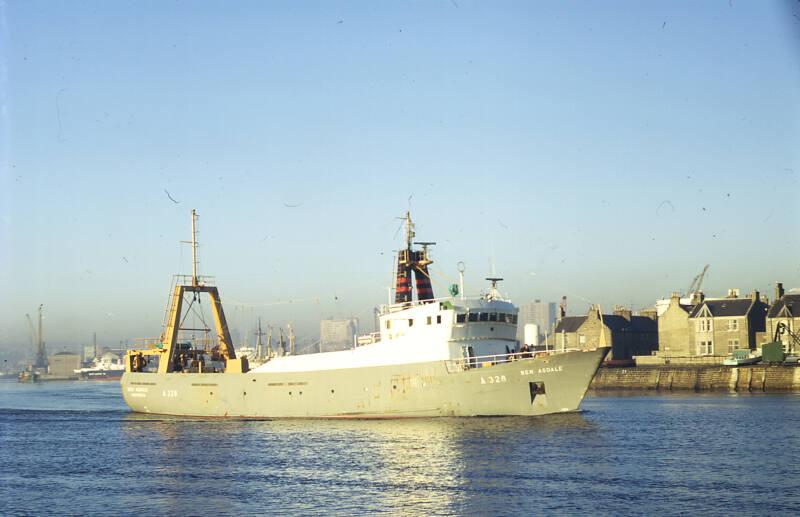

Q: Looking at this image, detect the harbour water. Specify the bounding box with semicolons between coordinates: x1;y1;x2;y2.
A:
2;379;799;516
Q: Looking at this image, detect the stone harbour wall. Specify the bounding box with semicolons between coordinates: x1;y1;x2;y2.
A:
591;365;800;392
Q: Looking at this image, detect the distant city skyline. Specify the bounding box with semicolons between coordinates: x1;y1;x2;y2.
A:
1;1;799;356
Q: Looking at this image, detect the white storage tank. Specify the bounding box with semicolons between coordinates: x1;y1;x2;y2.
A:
524;323;539;347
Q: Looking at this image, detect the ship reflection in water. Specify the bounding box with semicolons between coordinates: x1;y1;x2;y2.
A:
4;380;800;516
120;412;596;516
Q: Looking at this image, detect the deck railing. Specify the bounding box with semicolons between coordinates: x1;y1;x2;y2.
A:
444;348;586;372
378;295;510;315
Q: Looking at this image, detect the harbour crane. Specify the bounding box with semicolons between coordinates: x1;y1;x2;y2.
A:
26;306;48;369
686;264;710;296
25;313;35;359
773;322;800;354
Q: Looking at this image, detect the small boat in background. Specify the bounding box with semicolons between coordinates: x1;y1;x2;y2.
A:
723;349;761;366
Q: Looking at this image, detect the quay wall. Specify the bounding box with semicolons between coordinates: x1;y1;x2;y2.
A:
590;365;800;392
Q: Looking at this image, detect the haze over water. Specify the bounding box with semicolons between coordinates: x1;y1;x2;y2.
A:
2;380;799;516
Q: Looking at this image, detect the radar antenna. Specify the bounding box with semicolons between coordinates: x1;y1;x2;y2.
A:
485;277;504;301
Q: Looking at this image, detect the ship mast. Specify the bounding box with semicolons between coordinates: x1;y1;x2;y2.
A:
404;211;414;253
190;209;199;287
393;211;435;304
255;318;264;360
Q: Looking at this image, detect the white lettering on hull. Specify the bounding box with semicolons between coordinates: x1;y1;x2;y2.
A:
520;365;564;376
126;385;149;398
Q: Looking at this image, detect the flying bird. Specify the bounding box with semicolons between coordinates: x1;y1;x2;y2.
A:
164;189;179;204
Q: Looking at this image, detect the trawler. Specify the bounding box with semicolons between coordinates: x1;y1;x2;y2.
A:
121;210;608;417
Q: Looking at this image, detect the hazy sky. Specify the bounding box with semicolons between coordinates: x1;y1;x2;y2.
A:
1;1;799;354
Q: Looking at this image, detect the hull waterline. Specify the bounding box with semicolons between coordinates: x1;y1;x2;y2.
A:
121;347;608;418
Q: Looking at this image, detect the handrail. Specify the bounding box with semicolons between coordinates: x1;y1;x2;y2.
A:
445;348;594;371
379;295;512;315
355;332;382;346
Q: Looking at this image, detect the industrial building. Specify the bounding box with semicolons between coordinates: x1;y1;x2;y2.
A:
516;299;556;346
320;318;359;352
47;351;80;378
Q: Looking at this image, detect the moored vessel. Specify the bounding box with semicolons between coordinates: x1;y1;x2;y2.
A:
75;352;126;381
121;210;608;417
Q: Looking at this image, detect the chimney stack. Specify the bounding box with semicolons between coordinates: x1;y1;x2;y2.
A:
613;305;632;321
775;282;785;301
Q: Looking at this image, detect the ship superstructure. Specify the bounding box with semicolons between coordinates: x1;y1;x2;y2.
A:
121;210;608;418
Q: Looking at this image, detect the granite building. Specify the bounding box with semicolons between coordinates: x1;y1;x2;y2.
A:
687;289;768;356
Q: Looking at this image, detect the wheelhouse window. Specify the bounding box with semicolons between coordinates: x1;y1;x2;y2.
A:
456;313;466;323
511;314;518;324
408;319;414;327
436;315;442;324
468;312;478;322
479;312;489;322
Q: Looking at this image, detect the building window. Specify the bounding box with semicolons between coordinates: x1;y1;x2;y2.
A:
727;319;739;332
698;340;713;356
579;334;586;344
727;339;740;353
697;319;712;332
436;315;442;324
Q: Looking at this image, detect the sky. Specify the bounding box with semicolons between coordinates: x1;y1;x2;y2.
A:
1;1;799;357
